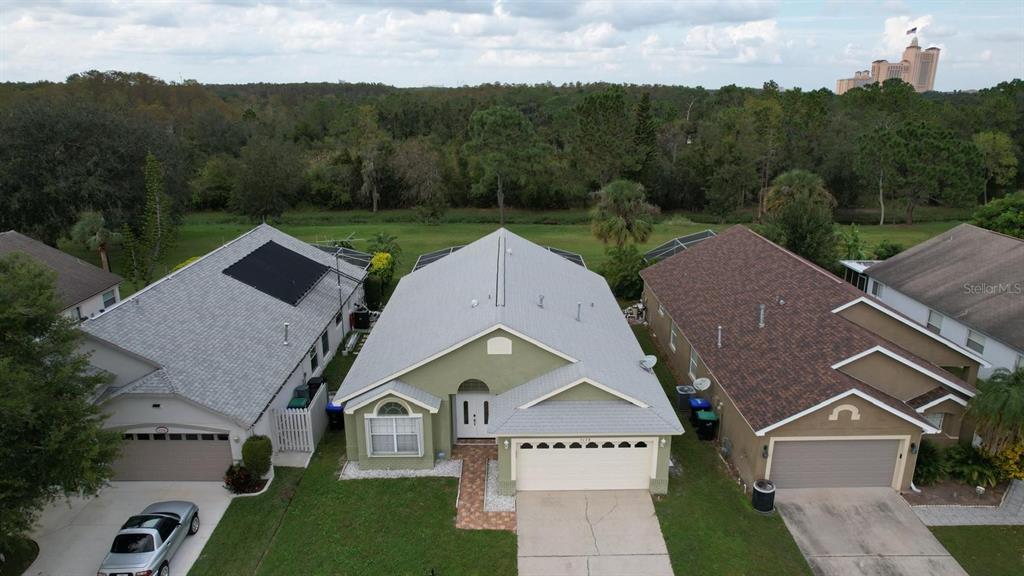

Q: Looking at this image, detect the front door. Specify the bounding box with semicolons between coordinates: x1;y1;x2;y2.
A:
455;393;493;438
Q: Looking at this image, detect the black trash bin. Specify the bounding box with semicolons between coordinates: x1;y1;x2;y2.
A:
675;385;696;411
326;401;345;430
752;479;776;513
695;410;718;441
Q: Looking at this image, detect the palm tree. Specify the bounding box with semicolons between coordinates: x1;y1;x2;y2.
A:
69;211;121;272
969;367;1024;453
590;180;659;247
763;169;836;214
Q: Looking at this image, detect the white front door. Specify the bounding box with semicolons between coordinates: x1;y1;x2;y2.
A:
455;393;493;438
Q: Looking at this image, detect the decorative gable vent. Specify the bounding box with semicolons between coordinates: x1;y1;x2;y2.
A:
487;336;512;355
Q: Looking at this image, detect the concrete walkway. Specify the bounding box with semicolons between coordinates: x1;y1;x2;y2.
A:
517;491;673;576
914;479;1024;526
776;488;966;576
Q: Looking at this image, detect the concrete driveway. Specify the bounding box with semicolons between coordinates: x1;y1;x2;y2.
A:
26;481;232;576
776;488;967;576
517;491;673;576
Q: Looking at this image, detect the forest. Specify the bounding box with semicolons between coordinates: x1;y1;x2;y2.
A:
1;71;1021;245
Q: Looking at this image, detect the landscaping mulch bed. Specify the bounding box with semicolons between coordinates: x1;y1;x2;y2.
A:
904;479;1009;506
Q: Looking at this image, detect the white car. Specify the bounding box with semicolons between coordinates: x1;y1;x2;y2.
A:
97;500;200;576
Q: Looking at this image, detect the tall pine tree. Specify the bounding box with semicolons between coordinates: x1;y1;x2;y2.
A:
122;153;176;287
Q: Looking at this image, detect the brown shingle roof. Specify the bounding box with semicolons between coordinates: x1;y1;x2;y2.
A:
866;223;1024;350
907;387;967;410
640;226;965;432
0;230;121;309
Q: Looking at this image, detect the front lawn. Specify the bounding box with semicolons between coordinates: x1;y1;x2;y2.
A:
931;525;1024;576
189;433;516;576
633;326;813;576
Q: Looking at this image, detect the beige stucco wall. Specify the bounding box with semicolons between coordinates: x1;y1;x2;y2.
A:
102;394;246;460
921;398;966;446
837;302;979;384
837;352;945;402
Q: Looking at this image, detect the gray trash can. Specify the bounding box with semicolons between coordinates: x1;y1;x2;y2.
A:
752;479;776;513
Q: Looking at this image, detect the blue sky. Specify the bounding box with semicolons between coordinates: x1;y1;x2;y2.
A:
1;1;1021;90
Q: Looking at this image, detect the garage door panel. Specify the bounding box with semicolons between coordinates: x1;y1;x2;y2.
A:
516;438;654;491
769;439;900;489
113;438;232;481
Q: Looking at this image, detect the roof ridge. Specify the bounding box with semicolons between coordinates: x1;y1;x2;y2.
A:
739;225;843;285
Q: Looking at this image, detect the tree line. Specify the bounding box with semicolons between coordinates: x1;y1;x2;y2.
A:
1;71;1021;244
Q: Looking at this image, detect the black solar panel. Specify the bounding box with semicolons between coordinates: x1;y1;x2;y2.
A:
223;241;329;306
413;246;464;271
312;244;373;271
546;246;586;268
644;230;717;262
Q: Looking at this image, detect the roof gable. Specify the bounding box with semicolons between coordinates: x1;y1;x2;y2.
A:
0;230;121;309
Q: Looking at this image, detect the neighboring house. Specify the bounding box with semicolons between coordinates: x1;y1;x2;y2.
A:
332;229;683;494
81;225;366;481
0;230;122;321
853;223;1024;379
641;226;984;491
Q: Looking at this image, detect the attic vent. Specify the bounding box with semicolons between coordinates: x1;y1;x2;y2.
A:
538;295;545;308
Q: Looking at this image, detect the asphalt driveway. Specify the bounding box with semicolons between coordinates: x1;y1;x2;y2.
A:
26;481;232;576
776;488;967;576
517;490;673;576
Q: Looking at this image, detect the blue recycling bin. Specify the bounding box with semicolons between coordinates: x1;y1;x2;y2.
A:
688;397;711;426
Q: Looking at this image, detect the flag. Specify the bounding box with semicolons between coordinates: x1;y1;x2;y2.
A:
906;27;917;35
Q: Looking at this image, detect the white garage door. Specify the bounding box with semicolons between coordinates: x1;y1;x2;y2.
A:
769;439;902;489
113;431;233;481
516;437;655;491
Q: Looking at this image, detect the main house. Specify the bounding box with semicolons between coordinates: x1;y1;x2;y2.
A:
0;230;122;321
332;229;683;494
641;226;985;490
81;225;366;480
844;223;1023;378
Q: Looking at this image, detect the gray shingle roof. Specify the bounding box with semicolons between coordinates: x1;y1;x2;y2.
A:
0;230;121;309
345;380;442;413
82;225;365;427
866;223;1024;350
335;228;682;436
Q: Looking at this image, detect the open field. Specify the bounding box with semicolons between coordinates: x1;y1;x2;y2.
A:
58;209;962;297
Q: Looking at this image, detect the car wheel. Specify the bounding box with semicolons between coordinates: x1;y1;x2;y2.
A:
159;563;170;576
189;512;200;535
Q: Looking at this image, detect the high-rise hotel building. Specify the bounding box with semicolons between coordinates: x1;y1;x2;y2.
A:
836;37;940;95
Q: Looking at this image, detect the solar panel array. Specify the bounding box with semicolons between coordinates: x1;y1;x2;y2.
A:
643;230;717;262
312;244;373;270
545;246;586;268
223;240;329;306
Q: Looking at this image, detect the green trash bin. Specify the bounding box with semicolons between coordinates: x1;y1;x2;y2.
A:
696;410;719;441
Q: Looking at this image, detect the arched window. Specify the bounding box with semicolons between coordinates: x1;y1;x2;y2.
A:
487;336;513;355
458;379;490;393
569;442;582;448
586;442;599;448
520;443;534;449
618;441;631;448
377;401;409;416
537;442;550;449
602;442;615;448
553;442;566;449
634;441;648;448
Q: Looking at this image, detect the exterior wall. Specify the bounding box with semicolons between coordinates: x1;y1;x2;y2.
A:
347;393;435;470
837;300;980;384
81;335;158;388
544;383;621;402
102;394;246;461
63;285;120;321
871;282;1020;378
495;434;673;495
920;398;966;446
837;352;947;402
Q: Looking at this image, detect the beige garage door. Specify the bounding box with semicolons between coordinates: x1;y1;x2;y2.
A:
769;439;901;489
516;438;654;491
113;432;233;481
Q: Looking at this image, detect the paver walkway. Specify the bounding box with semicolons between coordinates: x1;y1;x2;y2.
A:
452;444;516;531
914;479;1024;526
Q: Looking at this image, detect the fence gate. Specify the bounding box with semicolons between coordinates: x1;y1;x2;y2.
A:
271;383;329;453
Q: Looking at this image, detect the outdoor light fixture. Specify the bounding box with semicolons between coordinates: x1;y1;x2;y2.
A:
762;445;769;459
503;439;510;450
910;442;918;454
659;438;667;447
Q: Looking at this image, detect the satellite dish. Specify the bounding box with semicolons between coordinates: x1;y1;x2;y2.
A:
693;377;711;391
639;355;658;371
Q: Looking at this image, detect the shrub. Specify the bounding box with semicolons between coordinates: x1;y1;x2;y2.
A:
224;464;261;494
872;239;904;260
913;439;948;486
364;274;382;310
369;252;395;286
990;440;1024;481
601;244;644;300
241;435;272;477
946;444;1003;487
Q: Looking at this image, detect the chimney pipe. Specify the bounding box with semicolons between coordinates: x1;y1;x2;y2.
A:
717;325;722;348
758;304;766;329
283;322;290;346
576;302;582;322
538;295;545;308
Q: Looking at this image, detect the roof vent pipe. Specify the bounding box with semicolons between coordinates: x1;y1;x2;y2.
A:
576;302;582;322
758;304;766;329
717;325;722;349
538;295;545;308
283;322;290;346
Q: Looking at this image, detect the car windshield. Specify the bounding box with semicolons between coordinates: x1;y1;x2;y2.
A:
122;515;164;529
111;533;154;554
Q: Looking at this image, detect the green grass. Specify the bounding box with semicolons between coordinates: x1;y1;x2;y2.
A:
633;326;813;576
931;525;1024;576
58;209;962;298
0;537;38;576
189;467;304;576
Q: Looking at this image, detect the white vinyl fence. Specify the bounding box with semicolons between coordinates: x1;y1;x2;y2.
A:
272;383;329;452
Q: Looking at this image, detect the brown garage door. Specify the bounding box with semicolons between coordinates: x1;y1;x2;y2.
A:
113;432;233;481
769;439;901;488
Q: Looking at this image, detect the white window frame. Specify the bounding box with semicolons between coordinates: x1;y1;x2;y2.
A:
365;413;423;457
924;412;945;431
870;280;883;297
688;347;699;381
1016;353;1024;371
926;310;943;334
658;303;665;317
669;324;678;352
320;329;330;357
309;345;319;372
966;330;986;355
102;290;116;308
